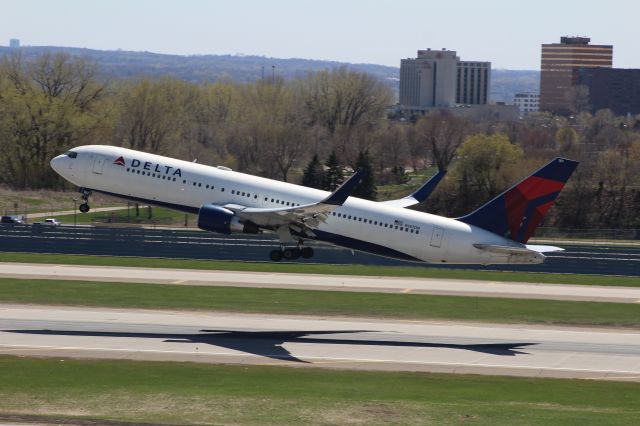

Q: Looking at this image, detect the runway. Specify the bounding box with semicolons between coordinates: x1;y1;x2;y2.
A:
2;304;640;381
2;262;640;303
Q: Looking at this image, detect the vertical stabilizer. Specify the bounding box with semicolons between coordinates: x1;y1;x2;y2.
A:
458;158;578;243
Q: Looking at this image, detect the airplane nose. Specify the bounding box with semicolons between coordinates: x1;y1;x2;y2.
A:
50;155;66;174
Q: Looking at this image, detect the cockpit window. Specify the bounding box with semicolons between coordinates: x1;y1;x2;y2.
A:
65;151;78;158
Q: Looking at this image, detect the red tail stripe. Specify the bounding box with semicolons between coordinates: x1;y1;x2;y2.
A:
516;176;565;200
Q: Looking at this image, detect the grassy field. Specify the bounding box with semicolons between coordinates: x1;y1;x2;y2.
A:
2;278;640;327
1;356;639;425
53;206;196;226
3;252;640;287
0;188;120;215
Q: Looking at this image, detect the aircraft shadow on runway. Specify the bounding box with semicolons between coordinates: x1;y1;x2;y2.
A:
4;329;537;363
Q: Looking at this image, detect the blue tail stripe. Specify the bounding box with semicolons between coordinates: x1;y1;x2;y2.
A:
533;158;579;181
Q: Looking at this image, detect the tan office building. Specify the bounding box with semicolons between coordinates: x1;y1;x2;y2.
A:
400;49;490;113
400;49;460;109
539;36;612;115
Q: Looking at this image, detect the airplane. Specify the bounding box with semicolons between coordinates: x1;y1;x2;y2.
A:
50;145;578;265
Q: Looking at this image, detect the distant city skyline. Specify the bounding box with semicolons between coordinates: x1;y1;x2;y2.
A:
3;0;639;70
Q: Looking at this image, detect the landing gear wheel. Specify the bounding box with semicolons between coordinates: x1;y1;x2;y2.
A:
269;249;283;262
283;248;300;260
300;247;314;259
78;188;92;213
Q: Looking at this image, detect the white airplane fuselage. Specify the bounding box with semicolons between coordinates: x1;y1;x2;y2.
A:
50;145;545;265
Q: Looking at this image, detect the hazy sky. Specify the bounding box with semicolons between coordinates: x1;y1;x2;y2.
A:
2;0;638;69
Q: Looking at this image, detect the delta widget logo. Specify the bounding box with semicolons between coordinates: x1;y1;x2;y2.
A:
113;156;125;166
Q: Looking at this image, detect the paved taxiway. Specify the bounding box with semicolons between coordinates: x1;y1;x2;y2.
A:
2;262;639;303
1;304;640;381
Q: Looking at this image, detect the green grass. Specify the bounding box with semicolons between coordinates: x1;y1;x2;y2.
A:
1;356;638;425
2;278;640;327
53;206;195;225
2;252;640;287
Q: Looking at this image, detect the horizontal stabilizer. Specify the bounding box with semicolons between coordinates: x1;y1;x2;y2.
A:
473;244;535;255
525;244;564;253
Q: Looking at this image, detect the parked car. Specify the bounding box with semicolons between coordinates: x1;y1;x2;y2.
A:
33;218;61;226
1;215;25;224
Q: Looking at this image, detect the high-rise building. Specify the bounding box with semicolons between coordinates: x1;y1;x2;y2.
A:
539;36;612;115
400;49;459;108
456;61;490;105
399;49;490;112
513;92;540;116
9;38;20;48
577;68;640;116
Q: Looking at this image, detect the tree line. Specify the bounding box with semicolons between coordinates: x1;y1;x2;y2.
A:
0;52;638;230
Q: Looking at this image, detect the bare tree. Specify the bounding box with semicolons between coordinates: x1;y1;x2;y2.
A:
567;84;591;115
301;67;393;135
0;52;106;188
115;77;190;155
414;110;471;170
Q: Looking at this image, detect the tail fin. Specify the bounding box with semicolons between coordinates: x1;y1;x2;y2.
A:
458;158;578;243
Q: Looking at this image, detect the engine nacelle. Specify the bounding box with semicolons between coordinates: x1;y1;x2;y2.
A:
197;204;259;234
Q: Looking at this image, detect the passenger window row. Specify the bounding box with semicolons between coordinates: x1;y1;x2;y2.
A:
330;211;419;234
263;196;300;207
182;179;225;192
184;176;266;202
126;168;177;181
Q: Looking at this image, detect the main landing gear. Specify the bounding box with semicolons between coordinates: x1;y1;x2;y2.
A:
78;188;92;213
269;245;314;262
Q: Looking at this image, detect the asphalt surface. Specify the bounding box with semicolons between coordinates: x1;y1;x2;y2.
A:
2;304;640;381
2;262;639;303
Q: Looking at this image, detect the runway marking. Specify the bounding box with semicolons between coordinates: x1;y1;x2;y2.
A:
2;343;640;377
172;280;187;284
586;375;640;380
402;288;413;293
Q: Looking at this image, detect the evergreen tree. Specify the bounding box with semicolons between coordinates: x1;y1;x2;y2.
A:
390;166;409;184
323;151;343;190
352;150;377;200
301;154;324;189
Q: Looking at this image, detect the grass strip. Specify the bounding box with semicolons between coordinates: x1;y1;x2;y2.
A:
1;356;639;425
2;278;640;327
51;206;193;225
2;252;640;287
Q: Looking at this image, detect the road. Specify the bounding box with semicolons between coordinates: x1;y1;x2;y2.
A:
1;304;640;381
2;262;639;303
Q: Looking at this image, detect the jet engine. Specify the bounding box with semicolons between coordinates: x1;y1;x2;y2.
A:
197;204;259;234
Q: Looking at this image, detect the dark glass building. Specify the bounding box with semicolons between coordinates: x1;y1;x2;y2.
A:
577;68;640;115
540;37;613;115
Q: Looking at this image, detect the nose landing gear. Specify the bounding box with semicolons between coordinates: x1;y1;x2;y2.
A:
78;188;92;213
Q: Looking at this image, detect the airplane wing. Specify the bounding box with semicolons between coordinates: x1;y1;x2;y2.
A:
380;169;446;208
223;171;363;230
